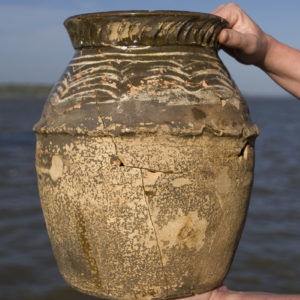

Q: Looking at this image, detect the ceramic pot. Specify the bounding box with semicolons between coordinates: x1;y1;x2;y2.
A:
34;11;259;300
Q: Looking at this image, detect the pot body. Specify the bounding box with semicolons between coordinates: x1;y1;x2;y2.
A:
34;11;258;300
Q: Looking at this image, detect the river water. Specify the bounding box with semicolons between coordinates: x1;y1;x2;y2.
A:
0;97;299;299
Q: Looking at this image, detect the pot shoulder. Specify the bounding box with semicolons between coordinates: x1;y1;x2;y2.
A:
34;47;258;139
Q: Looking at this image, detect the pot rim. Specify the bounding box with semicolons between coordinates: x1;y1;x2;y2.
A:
64;10;228;49
64;10;222;22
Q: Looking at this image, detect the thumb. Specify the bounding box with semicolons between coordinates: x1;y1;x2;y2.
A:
218;29;231;45
218;28;246;50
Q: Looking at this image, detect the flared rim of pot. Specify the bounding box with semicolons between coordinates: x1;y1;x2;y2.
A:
64;10;229;49
65;10;222;20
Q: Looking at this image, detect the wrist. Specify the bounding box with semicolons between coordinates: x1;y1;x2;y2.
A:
256;33;278;71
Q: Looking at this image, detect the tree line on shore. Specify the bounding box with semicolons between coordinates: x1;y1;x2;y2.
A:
0;84;52;100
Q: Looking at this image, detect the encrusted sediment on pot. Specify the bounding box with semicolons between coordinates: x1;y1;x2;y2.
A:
35;131;255;299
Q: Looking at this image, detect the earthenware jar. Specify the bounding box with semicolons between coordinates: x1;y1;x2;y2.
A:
34;11;259;300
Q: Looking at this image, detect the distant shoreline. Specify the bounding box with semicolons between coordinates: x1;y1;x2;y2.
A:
0;84;53;100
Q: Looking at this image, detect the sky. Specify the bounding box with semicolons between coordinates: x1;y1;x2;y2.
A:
1;0;300;97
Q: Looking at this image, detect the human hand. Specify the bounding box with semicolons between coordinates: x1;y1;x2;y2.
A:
174;285;300;300
212;3;270;67
171;285;229;300
212;3;300;99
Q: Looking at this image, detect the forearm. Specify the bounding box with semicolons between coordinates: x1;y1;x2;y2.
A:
259;34;300;99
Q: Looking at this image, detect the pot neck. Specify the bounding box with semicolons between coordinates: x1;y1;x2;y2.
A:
64;11;228;50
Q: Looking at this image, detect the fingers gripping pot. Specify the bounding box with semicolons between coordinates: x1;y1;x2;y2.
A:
34;11;259;300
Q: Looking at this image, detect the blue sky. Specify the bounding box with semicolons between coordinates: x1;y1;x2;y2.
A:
1;0;300;97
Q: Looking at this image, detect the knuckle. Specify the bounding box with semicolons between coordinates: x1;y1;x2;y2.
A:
228;2;238;8
226;2;238;8
226;2;242;12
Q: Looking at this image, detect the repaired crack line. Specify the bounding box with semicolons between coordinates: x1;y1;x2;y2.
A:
128;165;181;174
110;134;170;294
110;136;119;157
109;137;181;174
140;169;169;296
